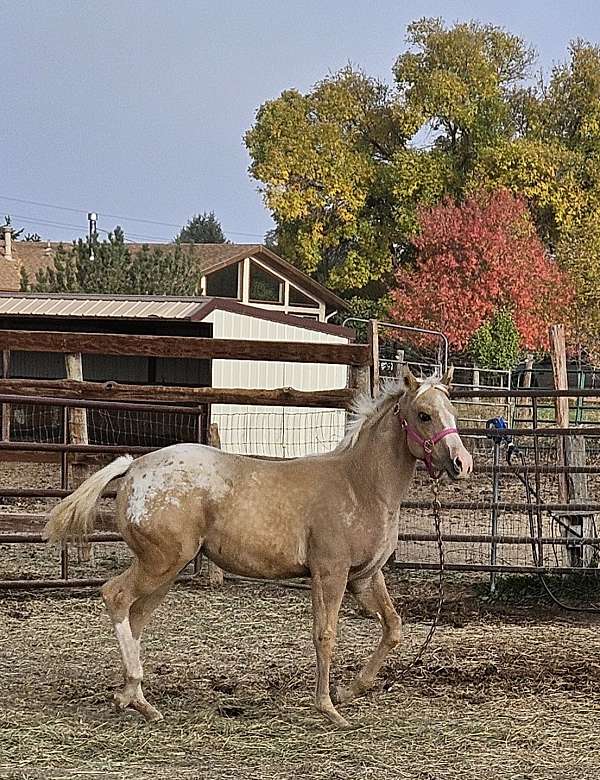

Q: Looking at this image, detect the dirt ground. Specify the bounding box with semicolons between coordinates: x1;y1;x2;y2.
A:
2;568;600;780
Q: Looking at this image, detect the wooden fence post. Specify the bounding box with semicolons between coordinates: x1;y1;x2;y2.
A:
564;432;593;566
472;365;480;404
205;422;224;586
517;352;534;424
522;353;534;390
549;325;569;505
65;353;92;562
349;336;372;399
394;350;405;385
1;350;10;441
368;320;380;397
548;324;592;566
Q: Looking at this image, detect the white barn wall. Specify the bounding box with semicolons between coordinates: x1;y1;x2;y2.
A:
203;310;348;456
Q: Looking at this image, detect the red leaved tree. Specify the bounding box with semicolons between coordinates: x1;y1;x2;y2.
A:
389;189;572;353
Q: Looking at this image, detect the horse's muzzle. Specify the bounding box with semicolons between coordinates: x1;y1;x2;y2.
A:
447;448;473;480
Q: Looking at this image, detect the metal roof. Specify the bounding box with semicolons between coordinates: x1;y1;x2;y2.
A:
0;293;355;339
0;293;210;320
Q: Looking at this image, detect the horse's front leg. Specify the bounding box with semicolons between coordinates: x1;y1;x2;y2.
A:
334;570;402;704
310;569;350;728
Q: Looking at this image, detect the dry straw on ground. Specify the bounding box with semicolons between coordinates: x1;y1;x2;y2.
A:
2;572;600;780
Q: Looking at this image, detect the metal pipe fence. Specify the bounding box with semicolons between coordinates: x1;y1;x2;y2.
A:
395;389;600;581
0;391;209;588
3;386;600;590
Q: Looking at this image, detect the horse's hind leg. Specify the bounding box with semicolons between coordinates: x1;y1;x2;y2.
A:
101;559;184;721
122;580;176;720
334;570;402;705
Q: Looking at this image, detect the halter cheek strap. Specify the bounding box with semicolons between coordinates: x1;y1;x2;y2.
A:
393;404;458;478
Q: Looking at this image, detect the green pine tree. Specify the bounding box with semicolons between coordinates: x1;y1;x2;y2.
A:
176;212;228;243
26;227;200;296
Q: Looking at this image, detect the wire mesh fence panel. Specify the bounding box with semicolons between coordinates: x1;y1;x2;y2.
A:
10;403;65;443
87;408;200;447
211;408;346;457
7;404;202;448
5;399;347;457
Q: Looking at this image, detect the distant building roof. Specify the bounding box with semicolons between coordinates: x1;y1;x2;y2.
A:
3;240;347;311
0;292;353;338
0;292;209;320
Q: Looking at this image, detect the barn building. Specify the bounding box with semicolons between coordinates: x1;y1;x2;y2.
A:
0;257;353;461
0;231;352;455
0;228;345;323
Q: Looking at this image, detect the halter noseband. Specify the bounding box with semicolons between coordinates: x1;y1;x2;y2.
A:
393;403;458;478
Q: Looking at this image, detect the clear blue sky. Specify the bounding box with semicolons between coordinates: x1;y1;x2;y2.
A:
3;0;600;244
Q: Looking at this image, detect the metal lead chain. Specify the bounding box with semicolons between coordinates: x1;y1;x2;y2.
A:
391;477;445;683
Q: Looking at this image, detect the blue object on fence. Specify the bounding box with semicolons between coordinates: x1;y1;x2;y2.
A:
486;416;509;436
486;416;519;461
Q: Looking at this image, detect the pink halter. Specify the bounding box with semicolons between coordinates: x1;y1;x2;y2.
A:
393;405;458;478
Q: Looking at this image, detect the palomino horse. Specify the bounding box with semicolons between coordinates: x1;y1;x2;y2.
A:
44;366;472;728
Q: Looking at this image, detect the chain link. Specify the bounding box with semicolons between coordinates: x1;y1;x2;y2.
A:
392;476;445;681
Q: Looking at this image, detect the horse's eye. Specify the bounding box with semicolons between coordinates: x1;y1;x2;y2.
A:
418;412;431;423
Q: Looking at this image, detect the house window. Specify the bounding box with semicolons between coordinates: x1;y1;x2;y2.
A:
288;284;320;308
205;263;240;298
249;261;283;303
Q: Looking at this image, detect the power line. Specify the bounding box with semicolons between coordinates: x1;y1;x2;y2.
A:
13;212;231;244
0;195;86;215
13;212;181;243
8;213;110;235
0;194;266;239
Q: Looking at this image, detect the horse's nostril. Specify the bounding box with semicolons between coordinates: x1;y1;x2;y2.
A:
452;456;462;474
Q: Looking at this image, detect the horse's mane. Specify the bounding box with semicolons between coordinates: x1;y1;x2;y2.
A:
335;374;449;452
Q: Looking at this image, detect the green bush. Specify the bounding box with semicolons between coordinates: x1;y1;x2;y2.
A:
469;309;520;370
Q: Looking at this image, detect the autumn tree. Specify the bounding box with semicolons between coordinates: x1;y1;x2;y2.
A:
246;67;411;298
541;41;600;358
556;213;600;361
22;227;200;295
389;190;571;361
245;19;539;306
393;18;534;169
473;40;600;247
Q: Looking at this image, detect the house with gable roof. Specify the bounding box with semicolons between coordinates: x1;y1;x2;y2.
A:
0;227;346;323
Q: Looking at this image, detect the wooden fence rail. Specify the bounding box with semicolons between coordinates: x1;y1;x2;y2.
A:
0;380;355;409
0;329;371;366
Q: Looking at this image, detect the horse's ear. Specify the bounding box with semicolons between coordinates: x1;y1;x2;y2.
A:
440;365;454;389
401;365;419;393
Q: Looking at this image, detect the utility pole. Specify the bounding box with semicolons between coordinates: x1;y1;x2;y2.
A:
87;212;97;261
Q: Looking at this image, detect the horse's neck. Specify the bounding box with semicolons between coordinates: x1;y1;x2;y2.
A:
345;413;417;509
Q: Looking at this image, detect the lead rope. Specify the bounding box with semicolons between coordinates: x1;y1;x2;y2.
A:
390;476;445;682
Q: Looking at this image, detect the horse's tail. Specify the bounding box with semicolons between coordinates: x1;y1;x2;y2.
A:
43;455;134;544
